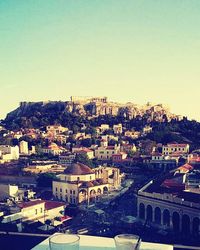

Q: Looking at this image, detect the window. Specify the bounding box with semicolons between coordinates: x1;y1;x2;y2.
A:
35;209;37;215
60;188;62;192
55;187;58;192
73;190;75;194
66;189;68;193
40;208;43;213
70;190;72;194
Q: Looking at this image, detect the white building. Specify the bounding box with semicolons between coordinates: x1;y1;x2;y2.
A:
0;184;18;201
0;145;19;162
19;140;29;155
0;183;35;202
59;153;76;166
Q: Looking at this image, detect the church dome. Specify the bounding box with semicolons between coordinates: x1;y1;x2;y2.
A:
64;162;94;175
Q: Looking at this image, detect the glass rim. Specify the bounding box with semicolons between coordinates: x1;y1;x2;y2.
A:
49;233;80;245
114;234;140;240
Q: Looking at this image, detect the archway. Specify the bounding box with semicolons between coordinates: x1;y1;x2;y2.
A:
79;189;87;204
192;217;200;236
182;214;190;234
97;188;102;195
89;189;96;202
163;209;170;227
96;188;102;201
154;207;161;225
139;203;145;220
103;186;108;194
146;205;153;222
172;212;180;232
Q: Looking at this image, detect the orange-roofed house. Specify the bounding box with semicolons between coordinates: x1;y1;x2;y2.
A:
41;143;65;156
17;200;45;222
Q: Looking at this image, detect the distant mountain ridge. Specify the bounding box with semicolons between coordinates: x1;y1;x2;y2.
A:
4;97;182;129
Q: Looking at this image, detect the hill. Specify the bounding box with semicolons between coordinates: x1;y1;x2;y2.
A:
3;98;181;130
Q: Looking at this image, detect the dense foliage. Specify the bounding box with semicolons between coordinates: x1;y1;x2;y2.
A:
37;173;59;187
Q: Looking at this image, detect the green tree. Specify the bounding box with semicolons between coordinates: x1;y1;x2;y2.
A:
37;173;58;187
75;153;94;168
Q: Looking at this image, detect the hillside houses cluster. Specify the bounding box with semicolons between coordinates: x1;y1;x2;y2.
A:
0;120;200;236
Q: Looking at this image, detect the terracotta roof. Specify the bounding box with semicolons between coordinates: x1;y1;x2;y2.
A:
44;200;65;210
60;215;72;222
177;163;193;173
64;162;94;175
18;200;45;209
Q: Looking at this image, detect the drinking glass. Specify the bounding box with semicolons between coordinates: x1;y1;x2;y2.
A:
114;234;141;250
49;233;80;250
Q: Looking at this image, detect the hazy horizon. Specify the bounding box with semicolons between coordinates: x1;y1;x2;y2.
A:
1;1;200;120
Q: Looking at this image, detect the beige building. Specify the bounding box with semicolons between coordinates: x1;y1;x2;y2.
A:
162;143;190;155
124;131;141;139
52;163;121;205
95;144;120;160
113;124;123;134
10;200;66;223
46;125;68;136
41;143;65;156
17;200;45;222
137;179;200;236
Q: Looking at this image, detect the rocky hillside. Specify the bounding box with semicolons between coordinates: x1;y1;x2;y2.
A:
4;98;182;129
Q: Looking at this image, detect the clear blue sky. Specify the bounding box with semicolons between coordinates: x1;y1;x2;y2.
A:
0;0;200;120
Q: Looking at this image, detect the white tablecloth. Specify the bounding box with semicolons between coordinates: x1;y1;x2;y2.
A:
31;234;173;250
